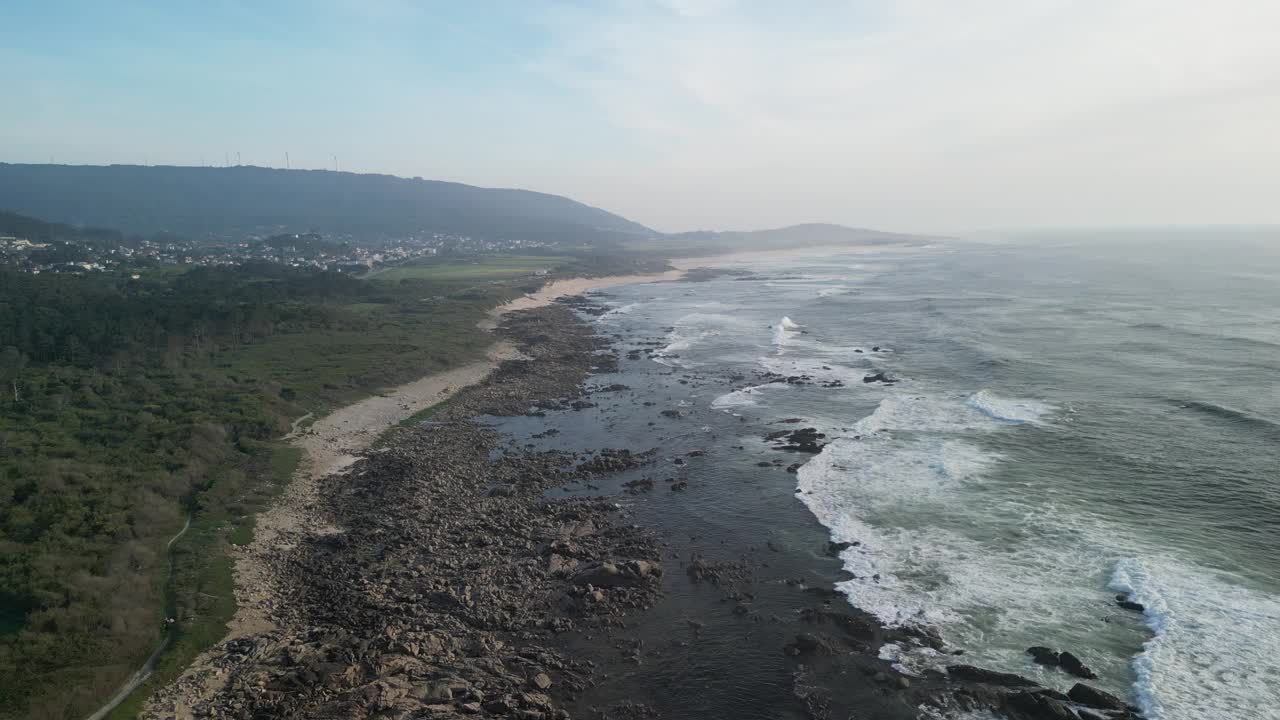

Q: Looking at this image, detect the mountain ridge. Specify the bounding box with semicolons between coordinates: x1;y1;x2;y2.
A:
0;162;652;244
0;163;920;251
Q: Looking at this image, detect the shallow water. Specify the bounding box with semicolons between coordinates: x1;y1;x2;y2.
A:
496;230;1280;720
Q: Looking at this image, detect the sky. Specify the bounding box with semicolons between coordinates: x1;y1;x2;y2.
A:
2;0;1278;234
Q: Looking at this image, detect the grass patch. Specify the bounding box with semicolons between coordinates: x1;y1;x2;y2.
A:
103;441;300;720
398;399;449;428
371;255;569;284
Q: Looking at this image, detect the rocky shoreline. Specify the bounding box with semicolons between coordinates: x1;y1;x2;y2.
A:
143;299;1142;720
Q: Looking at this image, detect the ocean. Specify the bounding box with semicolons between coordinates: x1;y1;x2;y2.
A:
492;229;1280;720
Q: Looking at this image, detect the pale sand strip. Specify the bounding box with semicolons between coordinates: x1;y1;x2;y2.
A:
237;270;685;638
479;269;685;328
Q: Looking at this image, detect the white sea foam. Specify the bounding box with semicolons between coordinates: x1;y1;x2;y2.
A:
772;316;804;349
710;382;789;409
817;286;851;298
599;302;641;319
653;312;747;366
797;386;1280;717
1109;557;1280;720
966;389;1053;424
758;355;870;386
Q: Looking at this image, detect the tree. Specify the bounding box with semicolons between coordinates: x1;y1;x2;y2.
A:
0;346;27;403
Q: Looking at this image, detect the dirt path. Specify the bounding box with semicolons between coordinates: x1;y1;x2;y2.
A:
137;270;683;720
84;515;191;720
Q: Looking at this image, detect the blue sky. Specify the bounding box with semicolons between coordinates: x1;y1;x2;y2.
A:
3;1;1278;232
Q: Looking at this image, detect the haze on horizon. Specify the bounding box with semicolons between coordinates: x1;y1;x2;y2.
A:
2;0;1277;235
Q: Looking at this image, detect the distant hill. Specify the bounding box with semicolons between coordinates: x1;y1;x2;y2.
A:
0;163;652;245
0;209;129;247
650;223;923;255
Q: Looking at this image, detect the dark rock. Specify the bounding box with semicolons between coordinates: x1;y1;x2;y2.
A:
785;632;836;656
1067;683;1129;712
1116;594;1145;612
766;427;827;453
1059;651;1098;679
1026;646;1061;666
946;665;1038;687
1006;691;1075;720
826;541;854;556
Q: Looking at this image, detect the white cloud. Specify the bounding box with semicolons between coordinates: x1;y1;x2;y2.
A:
525;0;1280;232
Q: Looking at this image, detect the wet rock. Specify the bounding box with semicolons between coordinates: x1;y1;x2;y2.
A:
1026;646;1061;666
1115;594;1145;612
1067;683;1130;712
766;427;827;453
862;372;895;384
1058;651;1098;679
622;477;654;494
826;541;854;556
946;665;1038;687
1006;691;1075;720
785;633;837;656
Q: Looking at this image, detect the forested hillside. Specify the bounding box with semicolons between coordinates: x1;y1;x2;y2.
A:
0;163;652;244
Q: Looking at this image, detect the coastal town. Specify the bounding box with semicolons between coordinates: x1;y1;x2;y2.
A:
0;227;552;275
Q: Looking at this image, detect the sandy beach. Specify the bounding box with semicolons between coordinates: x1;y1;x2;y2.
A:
479;270;685;329
228;270;686;640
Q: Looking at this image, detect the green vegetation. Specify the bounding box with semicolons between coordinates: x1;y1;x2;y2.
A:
368;254;569;283
0;253;577;719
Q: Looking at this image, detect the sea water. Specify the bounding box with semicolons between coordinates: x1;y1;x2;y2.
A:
587;230;1280;720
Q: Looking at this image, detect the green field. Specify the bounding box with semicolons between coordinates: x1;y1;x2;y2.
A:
369;254;569;284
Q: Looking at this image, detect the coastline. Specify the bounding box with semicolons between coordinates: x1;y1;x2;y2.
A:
135;264;1140;720
133;270;684;719
669;244;918;270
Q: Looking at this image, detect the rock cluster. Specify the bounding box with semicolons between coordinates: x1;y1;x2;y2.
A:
765;427;828;453
145;304;662;720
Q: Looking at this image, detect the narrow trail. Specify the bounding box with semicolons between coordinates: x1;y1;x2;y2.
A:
84;515;192;720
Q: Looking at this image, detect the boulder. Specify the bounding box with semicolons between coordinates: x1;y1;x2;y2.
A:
1067;683;1129;712
1026;646;1061;666
1115;594;1145;612
1059;651;1098;679
573;560;657;588
1006;691;1074;720
946;665;1038;687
